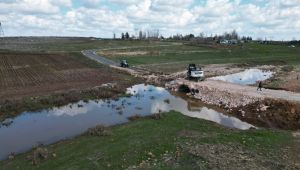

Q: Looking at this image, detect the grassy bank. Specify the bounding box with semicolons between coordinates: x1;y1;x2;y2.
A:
1;111;297;169
0;76;140;121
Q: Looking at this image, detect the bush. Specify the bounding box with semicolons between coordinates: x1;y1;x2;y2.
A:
281;65;294;72
178;84;191;93
127;114;142;121
86;125;111;137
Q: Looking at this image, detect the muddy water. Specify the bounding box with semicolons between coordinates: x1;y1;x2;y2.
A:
0;84;253;160
210;69;273;85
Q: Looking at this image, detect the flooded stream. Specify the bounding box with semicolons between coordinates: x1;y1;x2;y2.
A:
210;69;273;85
0;84;253;160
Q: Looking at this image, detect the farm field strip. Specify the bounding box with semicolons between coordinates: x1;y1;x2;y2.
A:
0;52;125;100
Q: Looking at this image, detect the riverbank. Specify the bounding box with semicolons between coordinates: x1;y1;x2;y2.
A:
166;79;300;130
1;111;298;169
0;75;142;121
0;84;255;160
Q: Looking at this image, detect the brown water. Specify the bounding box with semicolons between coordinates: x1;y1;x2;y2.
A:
0;84;253;160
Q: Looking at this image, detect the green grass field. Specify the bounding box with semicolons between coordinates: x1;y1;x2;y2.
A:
98;42;300;73
1;111;297;169
0;37;170;52
2;37;299;73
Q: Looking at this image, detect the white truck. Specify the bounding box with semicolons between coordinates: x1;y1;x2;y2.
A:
187;64;204;81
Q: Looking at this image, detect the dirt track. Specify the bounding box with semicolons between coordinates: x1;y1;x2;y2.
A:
169;79;300;104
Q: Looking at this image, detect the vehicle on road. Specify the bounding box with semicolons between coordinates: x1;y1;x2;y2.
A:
120;60;129;68
187;64;204;81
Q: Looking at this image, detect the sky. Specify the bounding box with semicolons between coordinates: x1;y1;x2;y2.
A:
0;0;300;40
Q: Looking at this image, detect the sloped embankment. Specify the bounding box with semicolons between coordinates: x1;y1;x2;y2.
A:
166;79;300;130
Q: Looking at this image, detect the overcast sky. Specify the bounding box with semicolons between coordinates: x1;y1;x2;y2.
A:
0;0;299;40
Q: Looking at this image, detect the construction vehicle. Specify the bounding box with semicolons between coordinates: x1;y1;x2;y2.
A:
187;64;204;81
120;60;129;68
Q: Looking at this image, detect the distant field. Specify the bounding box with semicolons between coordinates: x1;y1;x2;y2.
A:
99;42;300;73
0;51;125;100
0;37;171;52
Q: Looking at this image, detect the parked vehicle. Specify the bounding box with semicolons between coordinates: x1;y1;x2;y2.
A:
187;64;204;81
120;60;129;67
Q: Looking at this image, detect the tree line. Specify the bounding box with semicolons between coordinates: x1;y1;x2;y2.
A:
119;29;161;40
116;29;254;43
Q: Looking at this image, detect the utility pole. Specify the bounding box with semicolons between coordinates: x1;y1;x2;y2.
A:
0;21;4;37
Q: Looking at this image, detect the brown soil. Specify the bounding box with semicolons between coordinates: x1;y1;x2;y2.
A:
0;52;125;101
231;99;300;130
265;65;300;93
281;70;300;92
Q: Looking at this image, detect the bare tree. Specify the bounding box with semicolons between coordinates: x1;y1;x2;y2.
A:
147;29;160;39
231;29;238;40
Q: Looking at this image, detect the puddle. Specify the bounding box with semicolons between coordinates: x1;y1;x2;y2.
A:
210;69;273;85
0;84;253;160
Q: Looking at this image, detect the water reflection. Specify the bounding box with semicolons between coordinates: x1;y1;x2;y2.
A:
0;84;253;160
210;69;273;85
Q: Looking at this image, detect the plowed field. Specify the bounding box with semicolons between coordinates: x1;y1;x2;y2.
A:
0;52;121;100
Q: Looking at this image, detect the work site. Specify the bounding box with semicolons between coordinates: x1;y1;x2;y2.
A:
1;0;300;169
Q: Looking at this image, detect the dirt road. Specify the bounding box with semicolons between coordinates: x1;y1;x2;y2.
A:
167;78;300;108
202;79;300;102
82;50;117;66
82;50;172;85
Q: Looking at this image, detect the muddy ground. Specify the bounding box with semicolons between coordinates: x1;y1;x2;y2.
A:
231;99;300;130
264;65;300;93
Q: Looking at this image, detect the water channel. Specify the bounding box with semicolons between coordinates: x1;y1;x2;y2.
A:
0;84;254;160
